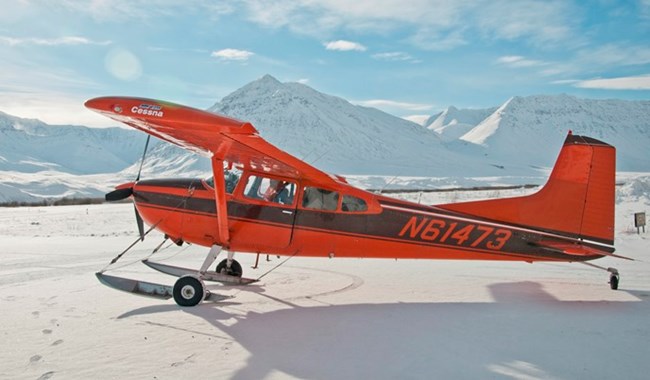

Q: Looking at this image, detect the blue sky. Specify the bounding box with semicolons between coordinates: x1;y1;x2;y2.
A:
1;0;649;127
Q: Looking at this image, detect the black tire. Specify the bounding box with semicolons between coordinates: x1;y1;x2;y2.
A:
610;275;619;290
215;259;243;277
173;276;205;307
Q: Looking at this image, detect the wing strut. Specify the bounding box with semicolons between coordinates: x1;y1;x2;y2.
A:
211;156;230;246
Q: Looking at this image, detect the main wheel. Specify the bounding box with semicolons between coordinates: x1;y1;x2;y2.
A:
173;275;205;307
610;274;619;290
215;259;243;277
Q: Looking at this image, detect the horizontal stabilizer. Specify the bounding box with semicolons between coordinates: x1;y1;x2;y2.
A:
532;241;633;261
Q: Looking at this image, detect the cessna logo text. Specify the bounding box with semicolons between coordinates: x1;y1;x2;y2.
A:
131;104;163;117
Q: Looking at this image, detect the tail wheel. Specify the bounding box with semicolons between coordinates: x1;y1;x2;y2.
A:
173;275;205;307
609;274;619;290
216;259;243;277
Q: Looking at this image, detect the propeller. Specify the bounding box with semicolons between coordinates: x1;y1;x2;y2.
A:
134;204;145;241
105;135;151;241
105;187;133;201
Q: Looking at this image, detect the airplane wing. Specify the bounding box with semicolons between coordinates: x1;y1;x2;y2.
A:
84;96;338;185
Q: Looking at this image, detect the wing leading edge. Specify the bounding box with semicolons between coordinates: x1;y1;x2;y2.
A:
84;96;337;184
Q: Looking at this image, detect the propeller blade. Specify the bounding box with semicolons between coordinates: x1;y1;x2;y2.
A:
105;187;133;202
134;205;145;241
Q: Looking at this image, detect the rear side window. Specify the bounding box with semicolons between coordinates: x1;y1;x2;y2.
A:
302;187;339;211
342;195;368;212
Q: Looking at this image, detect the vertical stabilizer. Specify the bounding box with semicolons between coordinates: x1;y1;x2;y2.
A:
439;133;615;245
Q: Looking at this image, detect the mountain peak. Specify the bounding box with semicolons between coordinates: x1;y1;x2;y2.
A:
204;75;500;176
257;74;281;84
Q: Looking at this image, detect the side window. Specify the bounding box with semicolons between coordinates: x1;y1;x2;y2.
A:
204;164;242;195
302;187;339;211
342;195;368;212
244;175;296;205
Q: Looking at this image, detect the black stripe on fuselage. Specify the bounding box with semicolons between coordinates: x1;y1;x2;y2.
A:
134;190;607;261
137;178;208;190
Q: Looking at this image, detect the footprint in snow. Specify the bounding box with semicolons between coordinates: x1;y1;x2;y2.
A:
42;329;52;335
37;371;55;380
51;339;64;346
30;355;42;363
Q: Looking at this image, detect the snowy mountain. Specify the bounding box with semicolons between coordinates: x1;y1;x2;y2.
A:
0;111;144;174
1;79;650;203
207;75;512;177
425;106;496;142
458;95;650;170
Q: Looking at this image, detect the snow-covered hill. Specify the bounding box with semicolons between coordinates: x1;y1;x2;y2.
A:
459;95;650;170
0;111;145;174
207;75;510;177
425;106;496;142
1;79;649;203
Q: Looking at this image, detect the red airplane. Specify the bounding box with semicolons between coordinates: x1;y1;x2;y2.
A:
85;96;624;307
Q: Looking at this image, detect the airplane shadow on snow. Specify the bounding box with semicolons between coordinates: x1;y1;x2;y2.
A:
118;281;650;379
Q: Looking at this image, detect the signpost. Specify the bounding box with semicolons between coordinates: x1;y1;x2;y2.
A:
634;212;646;234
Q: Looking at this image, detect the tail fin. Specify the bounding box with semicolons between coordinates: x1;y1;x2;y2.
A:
439;133;615;245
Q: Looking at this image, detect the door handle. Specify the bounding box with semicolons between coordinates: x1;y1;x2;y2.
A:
282;210;293;215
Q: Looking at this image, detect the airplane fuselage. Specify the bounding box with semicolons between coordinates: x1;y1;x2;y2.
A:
133;178;606;263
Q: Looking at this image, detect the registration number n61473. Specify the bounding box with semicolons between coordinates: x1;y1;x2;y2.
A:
398;216;512;250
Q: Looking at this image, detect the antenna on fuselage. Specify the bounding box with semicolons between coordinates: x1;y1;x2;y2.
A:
376;175;399;194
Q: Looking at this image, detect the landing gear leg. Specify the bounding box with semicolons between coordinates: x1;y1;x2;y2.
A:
199;244;222;275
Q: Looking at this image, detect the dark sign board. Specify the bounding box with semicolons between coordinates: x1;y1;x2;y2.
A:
635;212;646;228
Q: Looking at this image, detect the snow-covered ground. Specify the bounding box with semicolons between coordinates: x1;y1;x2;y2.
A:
1;183;649;379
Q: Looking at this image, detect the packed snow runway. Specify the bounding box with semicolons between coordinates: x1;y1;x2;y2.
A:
1;187;649;379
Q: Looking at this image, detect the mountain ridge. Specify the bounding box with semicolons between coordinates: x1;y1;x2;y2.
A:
1;77;649;202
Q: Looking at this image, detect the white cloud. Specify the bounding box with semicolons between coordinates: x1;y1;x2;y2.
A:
0;36;111;46
51;0;234;22
641;0;650;19
324;40;367;51
575;44;650;68
211;48;255;61
372;52;414;61
241;1;575;50
30;1;579;51
356;99;432;111
408;27;468;51
496;55;547;68
476;0;575;46
573;74;650;90
550;79;580;85
297;78;309;84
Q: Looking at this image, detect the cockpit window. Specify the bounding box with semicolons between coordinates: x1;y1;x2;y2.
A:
244;175;296;205
302;187;339;211
205;165;242;194
342;195;368;212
